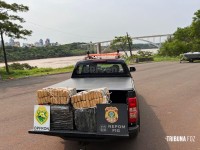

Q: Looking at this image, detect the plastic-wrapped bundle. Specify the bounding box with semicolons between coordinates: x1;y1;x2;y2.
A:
37;88;76;104
74;108;97;132
50;105;74;130
71;87;110;109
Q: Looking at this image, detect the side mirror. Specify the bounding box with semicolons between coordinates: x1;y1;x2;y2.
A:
130;67;136;72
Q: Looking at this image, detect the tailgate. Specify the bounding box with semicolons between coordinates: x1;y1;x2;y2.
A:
28;129;129;140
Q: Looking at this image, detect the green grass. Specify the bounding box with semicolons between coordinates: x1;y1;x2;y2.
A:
0;65;74;80
153;55;180;62
124;55;180;64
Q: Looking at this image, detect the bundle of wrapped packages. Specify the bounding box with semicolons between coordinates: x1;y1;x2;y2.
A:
73;88;110;132
71;87;110;109
74;108;97;132
37;88;76;104
50;105;74;130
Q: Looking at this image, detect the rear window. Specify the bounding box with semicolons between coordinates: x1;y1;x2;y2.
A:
72;62;130;77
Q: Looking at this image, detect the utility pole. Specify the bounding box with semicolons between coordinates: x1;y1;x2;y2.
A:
126;32;133;56
97;43;101;54
0;30;9;74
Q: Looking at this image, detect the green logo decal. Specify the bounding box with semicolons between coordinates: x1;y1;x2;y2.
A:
35;106;48;125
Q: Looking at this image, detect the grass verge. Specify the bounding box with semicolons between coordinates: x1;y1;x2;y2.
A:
0;65;74;80
153;55;180;62
125;55;180;65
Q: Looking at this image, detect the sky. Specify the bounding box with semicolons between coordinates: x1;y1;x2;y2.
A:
4;0;200;44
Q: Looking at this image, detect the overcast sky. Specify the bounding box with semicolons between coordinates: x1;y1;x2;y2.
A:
4;0;200;44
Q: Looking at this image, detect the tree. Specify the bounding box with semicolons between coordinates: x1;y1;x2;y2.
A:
126;32;133;56
173;27;192;42
0;0;32;73
192;10;200;39
110;34;133;57
159;9;200;56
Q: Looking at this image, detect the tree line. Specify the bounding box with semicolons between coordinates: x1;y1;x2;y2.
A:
159;9;200;56
0;42;157;62
0;43;92;62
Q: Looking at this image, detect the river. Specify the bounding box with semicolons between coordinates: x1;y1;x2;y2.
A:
0;48;158;68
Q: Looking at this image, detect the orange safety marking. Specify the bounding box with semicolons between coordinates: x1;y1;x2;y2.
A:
89;52;120;57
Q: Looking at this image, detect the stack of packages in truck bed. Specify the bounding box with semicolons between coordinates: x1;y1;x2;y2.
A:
72;88;110;132
37;88;76;104
36;87;110;132
37;88;76;130
71;88;110;109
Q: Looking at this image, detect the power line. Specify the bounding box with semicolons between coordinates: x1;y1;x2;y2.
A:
26;21;103;39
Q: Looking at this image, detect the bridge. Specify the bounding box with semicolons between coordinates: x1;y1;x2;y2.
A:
81;34;173;53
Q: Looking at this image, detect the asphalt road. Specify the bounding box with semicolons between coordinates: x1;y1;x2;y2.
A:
0;62;199;150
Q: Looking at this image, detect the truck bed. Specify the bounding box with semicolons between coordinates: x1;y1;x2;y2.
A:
49;77;135;91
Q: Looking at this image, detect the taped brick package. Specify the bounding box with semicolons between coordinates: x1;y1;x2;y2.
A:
74;108;97;132
50;105;74;130
71;87;110;109
37;88;76;104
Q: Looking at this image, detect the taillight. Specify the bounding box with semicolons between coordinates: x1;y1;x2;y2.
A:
128;97;138;123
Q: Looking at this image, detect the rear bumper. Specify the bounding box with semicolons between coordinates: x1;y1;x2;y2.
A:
28;125;139;140
129;125;139;135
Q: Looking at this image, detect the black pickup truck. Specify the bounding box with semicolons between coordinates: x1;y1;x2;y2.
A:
29;58;140;140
